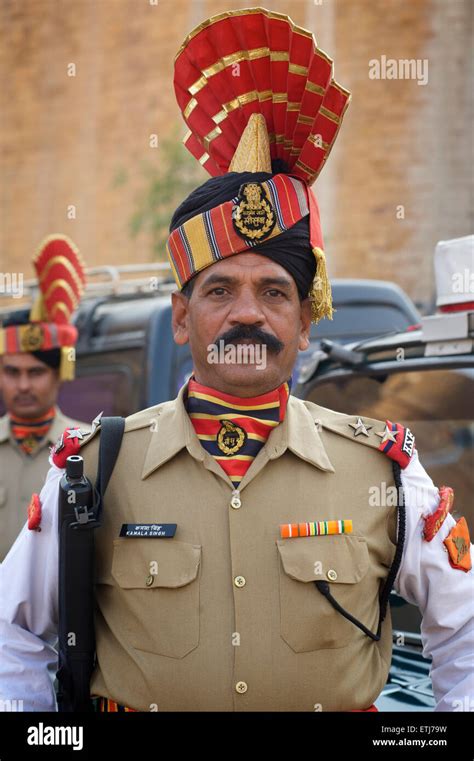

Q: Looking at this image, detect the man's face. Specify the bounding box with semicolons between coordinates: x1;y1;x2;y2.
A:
0;353;60;418
172;253;312;396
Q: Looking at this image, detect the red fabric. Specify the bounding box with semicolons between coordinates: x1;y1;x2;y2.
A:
51;427;82;468
34;236;85;324
174;8;350;183
27;493;42;531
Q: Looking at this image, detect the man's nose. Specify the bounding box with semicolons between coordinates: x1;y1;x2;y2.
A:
17;372;31;391
227;288;265;325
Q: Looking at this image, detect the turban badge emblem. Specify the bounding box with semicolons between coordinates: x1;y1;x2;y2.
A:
232;182;276;243
20;324;45;352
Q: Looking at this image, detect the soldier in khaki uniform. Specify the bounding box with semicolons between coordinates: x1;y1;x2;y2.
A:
0;235;88;560
0;9;472;713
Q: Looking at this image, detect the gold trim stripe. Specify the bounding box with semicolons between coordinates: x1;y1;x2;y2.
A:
297;114;314;126
289;62;308;76
295;158;315;176
203;126;222;150
50;302;72;321
183;97;198;119
305;80;326;97
319;106;340;125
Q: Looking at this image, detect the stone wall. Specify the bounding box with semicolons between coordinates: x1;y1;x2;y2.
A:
0;0;472;309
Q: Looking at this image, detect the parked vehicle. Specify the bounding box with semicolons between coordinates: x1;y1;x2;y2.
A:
294;303;474;710
0;265;421;422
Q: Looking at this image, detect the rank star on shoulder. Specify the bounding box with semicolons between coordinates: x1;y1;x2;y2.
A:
66;428;86;441
349;417;372;437
375;425;399;444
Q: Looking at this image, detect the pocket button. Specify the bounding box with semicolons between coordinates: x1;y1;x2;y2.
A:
327;569;338;581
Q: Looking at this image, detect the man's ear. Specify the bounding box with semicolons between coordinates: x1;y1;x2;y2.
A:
298;298;312;352
171;291;190;346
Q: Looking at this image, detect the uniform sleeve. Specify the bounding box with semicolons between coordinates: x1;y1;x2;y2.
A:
395;449;474;711
0;462;61;712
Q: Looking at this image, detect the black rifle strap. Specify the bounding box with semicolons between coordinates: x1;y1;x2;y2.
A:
94;417;125;521
57;416;125;712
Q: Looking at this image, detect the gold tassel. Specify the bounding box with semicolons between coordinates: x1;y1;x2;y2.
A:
310;247;334;323
59;345;75;381
29;293;48;322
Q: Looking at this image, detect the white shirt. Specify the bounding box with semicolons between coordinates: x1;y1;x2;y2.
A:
1;450;473;712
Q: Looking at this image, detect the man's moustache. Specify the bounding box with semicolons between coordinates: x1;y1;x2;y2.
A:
215;325;284;355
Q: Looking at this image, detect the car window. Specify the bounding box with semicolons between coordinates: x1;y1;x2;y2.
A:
309;303;417;341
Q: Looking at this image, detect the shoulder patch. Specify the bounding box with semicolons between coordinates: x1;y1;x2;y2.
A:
309;404;416;468
444;517;472;572
51;426;88;467
375;420;415;469
423;486;454;541
27;493;42;531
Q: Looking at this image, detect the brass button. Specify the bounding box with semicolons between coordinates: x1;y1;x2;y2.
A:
234;575;246;588
145;574;155;586
327;569;338;581
230;495;241;509
235;681;248;694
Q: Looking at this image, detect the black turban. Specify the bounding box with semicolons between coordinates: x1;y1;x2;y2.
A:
1;310;61;370
170;164;316;300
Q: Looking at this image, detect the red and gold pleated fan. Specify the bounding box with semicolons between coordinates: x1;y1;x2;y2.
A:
31;235;86;325
174;7;351;185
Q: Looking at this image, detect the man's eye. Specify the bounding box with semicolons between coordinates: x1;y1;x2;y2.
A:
266;289;285;297
209;287;228;296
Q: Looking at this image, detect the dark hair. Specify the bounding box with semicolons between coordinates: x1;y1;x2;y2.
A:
180;279;196;299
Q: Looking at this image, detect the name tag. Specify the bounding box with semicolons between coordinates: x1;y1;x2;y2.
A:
120;523;177;538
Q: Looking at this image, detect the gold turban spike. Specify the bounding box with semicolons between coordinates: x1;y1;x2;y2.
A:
229;113;272;174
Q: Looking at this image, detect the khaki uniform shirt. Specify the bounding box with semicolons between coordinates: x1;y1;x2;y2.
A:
0;407;87;561
78;384;400;711
1;382;473;712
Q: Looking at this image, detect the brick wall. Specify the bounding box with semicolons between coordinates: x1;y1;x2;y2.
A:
0;0;472;309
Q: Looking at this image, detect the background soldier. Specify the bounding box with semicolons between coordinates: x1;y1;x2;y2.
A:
0;235;88;560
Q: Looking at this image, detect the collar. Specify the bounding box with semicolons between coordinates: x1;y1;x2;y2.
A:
0;406;72;448
186;374;291;420
142;380;334;481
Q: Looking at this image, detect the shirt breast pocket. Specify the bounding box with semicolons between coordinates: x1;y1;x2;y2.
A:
276;535;371;652
106;538;201;659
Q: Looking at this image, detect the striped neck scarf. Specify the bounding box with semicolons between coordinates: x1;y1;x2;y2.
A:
185;376;291;488
9;406;56;455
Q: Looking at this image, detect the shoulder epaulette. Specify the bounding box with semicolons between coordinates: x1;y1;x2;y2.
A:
307;403;416;469
76;404;167;448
